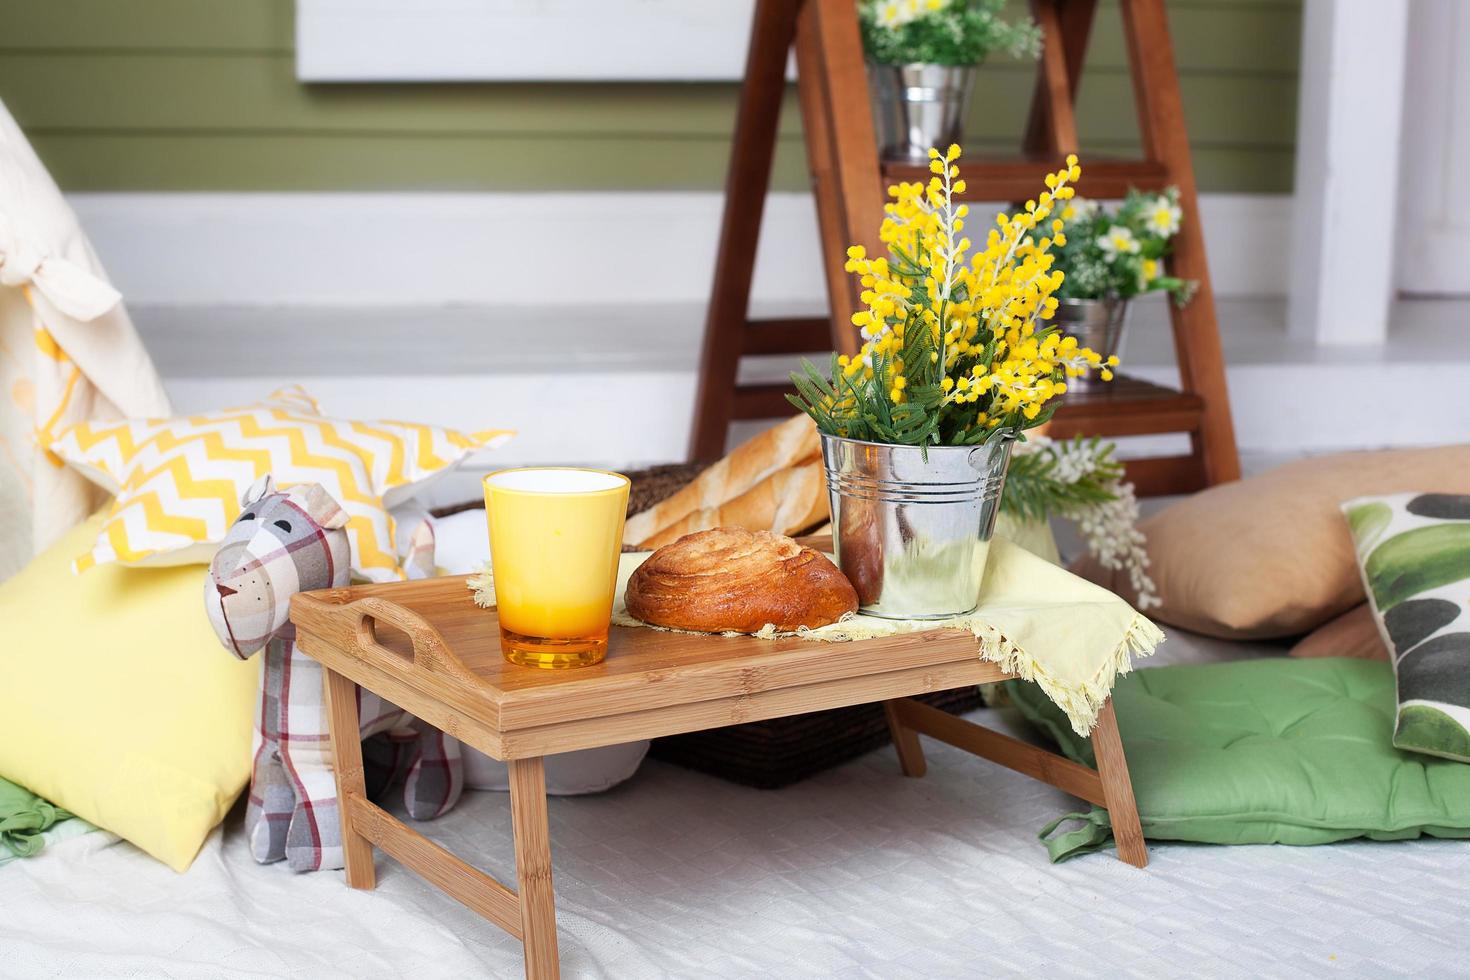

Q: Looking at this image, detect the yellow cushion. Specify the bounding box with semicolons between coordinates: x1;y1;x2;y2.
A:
48;386;512;582
0;513;258;871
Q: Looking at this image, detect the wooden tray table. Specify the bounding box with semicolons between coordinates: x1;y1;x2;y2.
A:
292;574;1146;980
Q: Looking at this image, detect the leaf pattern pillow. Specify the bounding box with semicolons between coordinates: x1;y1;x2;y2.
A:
1343;492;1470;763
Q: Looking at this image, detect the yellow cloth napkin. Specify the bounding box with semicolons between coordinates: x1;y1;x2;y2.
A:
472;536;1162;736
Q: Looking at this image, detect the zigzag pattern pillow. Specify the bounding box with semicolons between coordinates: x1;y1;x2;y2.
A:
49;386;511;581
1344;492;1470;763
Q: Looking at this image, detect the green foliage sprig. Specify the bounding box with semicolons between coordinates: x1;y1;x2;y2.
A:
860;0;1041;66
998;436;1161;609
1000;436;1120;521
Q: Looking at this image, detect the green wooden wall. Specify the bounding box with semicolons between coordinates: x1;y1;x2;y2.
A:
0;0;1299;194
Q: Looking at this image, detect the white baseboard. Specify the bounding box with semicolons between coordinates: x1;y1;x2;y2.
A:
69;191;1290;309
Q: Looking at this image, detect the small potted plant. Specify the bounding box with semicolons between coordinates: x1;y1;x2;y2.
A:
1051;187;1197;389
789;148;1116;619
860;0;1041;162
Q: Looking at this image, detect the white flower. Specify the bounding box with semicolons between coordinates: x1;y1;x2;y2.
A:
874;0;944;29
1014;438;1161;611
1146;196;1182;237
875;0;912;28
1064;197;1100;223
1097;225;1141;262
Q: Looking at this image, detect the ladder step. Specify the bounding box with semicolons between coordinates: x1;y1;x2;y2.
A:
735;376;1202;433
883;156;1170;201
731;383;798;420
744;317;832;356
1048;374;1205;439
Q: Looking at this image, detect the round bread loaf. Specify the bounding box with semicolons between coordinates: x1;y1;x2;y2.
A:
625;527;858;633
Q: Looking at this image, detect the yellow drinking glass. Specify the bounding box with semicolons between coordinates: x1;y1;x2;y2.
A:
483;467;630;669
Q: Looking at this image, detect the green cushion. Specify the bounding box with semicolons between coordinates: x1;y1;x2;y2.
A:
1008;658;1470;861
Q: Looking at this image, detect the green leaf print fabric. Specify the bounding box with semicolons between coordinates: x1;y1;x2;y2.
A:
1344;492;1470;763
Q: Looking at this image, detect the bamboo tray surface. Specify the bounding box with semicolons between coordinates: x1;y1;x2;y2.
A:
291;573;1005;753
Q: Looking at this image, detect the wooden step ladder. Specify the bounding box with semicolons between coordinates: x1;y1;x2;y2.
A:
689;0;1241;496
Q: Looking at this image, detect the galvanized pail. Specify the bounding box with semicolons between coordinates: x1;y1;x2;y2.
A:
867;63;977;163
1055;297;1129;391
820;433;1013;620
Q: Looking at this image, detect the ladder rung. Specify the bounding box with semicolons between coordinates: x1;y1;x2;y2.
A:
731;383;797;420
744;317;832;356
883;157;1170;201
1047;374;1205;439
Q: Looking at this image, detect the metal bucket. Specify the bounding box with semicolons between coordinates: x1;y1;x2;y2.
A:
1055;297;1130;391
867;63;977;163
820;433;1013;620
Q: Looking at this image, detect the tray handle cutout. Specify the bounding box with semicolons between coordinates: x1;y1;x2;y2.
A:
351;597;477;683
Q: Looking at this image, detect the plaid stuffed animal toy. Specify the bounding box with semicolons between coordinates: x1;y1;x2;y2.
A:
203;476;464;872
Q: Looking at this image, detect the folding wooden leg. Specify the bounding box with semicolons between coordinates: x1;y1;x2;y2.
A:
888;695;1148;868
323;667;376;889
509;757;559;980
324;668;560;975
1090;699;1147;868
883;699;928;777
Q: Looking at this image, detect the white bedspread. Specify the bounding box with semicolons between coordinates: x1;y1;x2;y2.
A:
4;632;1469;978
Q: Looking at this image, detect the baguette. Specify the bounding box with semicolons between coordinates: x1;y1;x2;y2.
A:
638;460;830;549
623;413;820;546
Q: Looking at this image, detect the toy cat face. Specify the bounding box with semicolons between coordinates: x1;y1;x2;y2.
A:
204;475;351;659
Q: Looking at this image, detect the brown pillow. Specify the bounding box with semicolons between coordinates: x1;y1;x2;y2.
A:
1073;446;1470;639
1288;604;1389;661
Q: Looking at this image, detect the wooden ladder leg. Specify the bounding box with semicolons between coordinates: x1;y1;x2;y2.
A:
795;0;887;354
1090;699;1147;868
1022;0;1097;155
883;699;928;777
688;0;802;460
322;667;376;889
1022;0;1088;157
1120;0;1241;487
509;757;559;980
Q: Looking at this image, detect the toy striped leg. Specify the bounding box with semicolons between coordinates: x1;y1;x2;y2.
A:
404;721;464;821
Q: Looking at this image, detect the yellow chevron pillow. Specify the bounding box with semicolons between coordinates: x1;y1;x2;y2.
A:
48;386;511;581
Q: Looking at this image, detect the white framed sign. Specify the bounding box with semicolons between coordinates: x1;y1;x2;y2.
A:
296;0;770;82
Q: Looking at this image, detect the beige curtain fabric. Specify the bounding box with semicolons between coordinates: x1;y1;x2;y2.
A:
0;99;171;581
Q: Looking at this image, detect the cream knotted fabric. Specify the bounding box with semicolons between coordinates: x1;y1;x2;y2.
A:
0;212;122;321
0;98;170;581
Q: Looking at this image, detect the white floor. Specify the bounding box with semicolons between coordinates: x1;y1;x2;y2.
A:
7;627;1468;978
